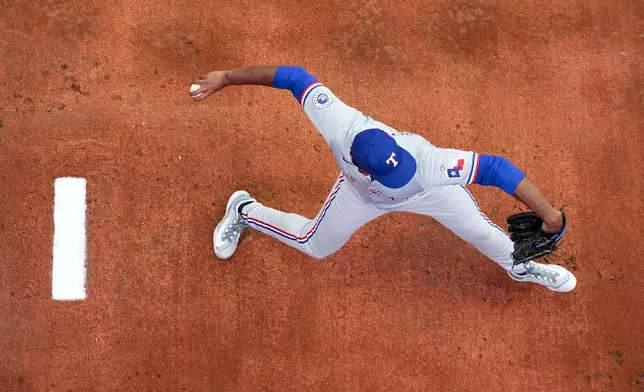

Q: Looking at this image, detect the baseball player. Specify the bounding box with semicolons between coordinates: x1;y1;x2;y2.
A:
189;65;576;292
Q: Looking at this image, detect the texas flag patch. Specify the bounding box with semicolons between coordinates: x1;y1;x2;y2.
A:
447;159;465;178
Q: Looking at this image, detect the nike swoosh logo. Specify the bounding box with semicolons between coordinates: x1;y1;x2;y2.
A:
342;157;354;165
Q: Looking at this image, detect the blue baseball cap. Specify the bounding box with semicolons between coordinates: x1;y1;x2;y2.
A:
350;128;417;189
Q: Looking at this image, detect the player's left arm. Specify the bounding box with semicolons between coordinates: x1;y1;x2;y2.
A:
423;148;564;231
470;154;564;231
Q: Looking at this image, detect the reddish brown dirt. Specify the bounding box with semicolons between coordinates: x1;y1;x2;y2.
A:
1;0;643;391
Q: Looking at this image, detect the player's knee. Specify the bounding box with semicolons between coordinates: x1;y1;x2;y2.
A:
307;245;340;260
309;252;327;260
308;249;332;260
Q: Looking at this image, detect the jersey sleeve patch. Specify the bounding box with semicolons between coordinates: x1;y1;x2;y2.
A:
299;82;324;107
445;152;479;183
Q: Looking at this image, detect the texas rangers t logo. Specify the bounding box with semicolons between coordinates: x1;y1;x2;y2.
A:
447;159;465;178
386;152;399;167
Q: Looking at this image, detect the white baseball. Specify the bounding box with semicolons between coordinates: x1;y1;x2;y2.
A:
190;84;203;97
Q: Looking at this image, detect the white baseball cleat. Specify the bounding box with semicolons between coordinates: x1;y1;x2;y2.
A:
508;261;577;292
213;190;256;260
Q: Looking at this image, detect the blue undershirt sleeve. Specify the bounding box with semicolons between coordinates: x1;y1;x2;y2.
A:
273;66;319;102
474;154;526;195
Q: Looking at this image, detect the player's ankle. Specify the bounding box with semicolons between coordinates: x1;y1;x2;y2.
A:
238;201;254;215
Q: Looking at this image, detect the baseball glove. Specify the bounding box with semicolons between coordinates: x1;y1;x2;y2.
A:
507;210;567;266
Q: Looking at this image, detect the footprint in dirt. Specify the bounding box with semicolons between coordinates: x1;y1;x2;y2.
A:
426;1;499;57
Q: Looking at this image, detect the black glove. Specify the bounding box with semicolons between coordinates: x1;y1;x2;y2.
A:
506;210;567;266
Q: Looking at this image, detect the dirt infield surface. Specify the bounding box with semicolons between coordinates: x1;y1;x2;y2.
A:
1;0;643;391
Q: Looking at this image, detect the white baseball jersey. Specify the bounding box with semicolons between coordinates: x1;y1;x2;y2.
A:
299;83;481;208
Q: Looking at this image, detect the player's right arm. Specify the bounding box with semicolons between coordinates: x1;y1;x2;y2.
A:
189;66;362;143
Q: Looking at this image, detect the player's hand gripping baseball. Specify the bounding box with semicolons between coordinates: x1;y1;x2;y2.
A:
189;71;229;101
189;66;277;102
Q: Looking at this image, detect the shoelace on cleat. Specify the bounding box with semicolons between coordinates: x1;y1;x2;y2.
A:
524;263;560;285
223;218;247;243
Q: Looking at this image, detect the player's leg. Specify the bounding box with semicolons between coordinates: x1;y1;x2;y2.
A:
401;186;516;269
214;174;385;260
399;186;576;292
